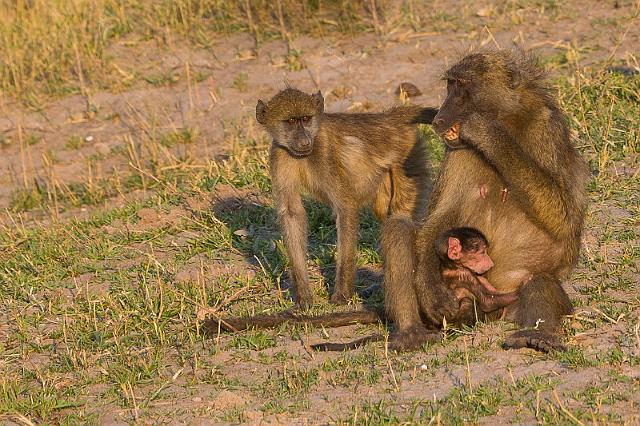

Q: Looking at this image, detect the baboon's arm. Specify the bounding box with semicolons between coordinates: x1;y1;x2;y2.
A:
465;276;519;312
460;113;572;240
379;217;426;332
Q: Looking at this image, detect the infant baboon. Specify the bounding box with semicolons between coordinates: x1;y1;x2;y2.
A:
435;227;519;323
256;87;437;308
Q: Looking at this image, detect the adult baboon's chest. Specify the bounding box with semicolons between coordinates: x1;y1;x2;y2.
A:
444;151;562;288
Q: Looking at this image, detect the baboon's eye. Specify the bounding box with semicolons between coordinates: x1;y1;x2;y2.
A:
301;116;311;122
287;118;296;124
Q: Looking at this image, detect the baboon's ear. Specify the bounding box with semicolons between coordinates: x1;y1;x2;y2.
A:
447;237;463;261
256;100;267;124
312;90;324;113
507;65;523;89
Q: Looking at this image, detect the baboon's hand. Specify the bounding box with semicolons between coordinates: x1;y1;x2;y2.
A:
459;112;493;149
417;276;460;327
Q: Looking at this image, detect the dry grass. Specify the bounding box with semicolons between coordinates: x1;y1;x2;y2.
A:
0;0;437;106
1;0;596;107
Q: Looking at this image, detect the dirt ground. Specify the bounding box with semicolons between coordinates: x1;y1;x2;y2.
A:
1;1;639;424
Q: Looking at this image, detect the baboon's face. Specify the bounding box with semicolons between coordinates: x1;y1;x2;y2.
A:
458;243;493;275
433;53;514;148
441;231;493;274
433;74;473;148
270;113;320;157
256;89;323;158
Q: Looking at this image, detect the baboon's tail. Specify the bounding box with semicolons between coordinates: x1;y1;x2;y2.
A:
412;107;439;124
386;105;438;125
201;309;384;334
311;334;386;351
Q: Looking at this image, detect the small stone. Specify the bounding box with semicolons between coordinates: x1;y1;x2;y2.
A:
233;228;250;237
476;7;493;17
192;396;203;403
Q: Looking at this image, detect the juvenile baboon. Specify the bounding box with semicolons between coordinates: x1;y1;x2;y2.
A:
435;227;520;323
383;49;589;352
255;87;437;308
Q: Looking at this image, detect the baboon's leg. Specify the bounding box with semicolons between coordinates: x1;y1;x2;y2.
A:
372;172;392;221
330;207;359;304
393;141;431;221
278;192;314;309
381;217;441;350
412;211;462;327
385;166;430;225
387;169;414;217
503;274;572;352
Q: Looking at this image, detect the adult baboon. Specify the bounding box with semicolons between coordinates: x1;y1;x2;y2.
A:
383;49;589;352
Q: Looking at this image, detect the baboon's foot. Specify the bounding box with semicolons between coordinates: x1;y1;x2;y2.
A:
359;283;381;299
503;329;566;353
419;289;461;328
295;288;314;310
388;326;441;352
329;290;353;305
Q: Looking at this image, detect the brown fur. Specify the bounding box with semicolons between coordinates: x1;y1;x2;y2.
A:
384;49;589;352
256;87;437;308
